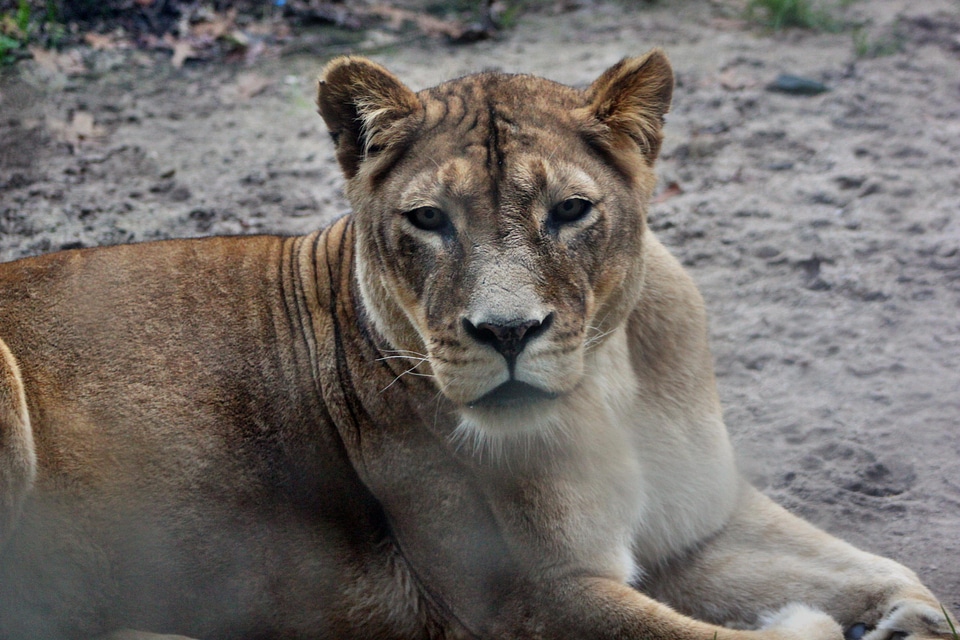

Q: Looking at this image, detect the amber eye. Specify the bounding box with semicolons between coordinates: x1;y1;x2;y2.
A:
551;198;592;225
406;207;449;232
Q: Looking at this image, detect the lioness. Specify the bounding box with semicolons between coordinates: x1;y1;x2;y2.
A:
0;50;953;640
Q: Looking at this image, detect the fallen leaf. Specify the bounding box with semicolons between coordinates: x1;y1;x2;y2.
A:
49;111;106;150
719;69;747;91
29;46;59;72
245;20;291;39
414;13;466;39
61;50;86;74
190;8;237;40
365;4;467;39
652;181;683;204
170;39;197;69
235;72;270;100
29;46;86;75
83;32;117;51
70;112;98;138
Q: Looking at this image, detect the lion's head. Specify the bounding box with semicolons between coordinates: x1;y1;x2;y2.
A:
317;51;673;438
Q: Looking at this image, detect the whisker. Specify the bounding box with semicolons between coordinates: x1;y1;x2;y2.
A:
380;359;435;393
377;349;429;358
376;355;430;363
583;324;616;350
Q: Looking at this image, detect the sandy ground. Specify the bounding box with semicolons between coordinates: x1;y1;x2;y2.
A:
1;0;958;613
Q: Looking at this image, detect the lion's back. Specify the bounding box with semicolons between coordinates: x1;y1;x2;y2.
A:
0;233;414;639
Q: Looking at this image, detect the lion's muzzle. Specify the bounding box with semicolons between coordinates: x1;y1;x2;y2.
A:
461;312;554;368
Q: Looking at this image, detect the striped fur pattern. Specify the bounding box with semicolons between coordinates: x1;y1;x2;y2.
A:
0;51;953;640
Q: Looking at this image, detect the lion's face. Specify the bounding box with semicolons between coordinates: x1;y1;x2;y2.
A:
318;53;673;434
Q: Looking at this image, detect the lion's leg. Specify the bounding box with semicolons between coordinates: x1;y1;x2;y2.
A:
488;574;843;640
644;483;955;640
0;336;35;549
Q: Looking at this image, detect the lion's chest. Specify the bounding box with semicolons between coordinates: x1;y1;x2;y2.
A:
485;327;738;584
527;336;650;583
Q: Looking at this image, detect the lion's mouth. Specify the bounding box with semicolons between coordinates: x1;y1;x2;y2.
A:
466;380;559;410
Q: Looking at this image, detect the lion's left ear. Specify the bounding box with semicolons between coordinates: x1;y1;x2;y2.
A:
317;56;421;179
581;49;674;163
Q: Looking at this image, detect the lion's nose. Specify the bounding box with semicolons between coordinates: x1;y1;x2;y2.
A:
462;313;554;362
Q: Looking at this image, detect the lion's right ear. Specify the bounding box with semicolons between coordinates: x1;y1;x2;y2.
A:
317;57;421;179
580;49;674;163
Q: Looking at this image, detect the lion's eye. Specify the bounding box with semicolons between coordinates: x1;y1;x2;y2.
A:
406;207;449;232
550;198;592;225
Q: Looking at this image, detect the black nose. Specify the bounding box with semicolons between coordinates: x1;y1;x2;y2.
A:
462;313;554;362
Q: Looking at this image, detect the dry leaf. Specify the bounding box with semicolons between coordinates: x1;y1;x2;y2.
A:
29;46;60;72
49;111;106;150
70;112;99;138
365;5;466;39
57;49;85;74
413;13;465;39
170;40;197;69
235;72;270;100
29;46;86;75
652;181;683;204
719;69;747;91
190;8;237;40
83;32;117;51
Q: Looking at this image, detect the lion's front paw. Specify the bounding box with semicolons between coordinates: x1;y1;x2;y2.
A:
760;603;844;640
857;600;956;640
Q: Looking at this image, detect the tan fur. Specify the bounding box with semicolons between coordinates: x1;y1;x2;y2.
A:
0;50;953;640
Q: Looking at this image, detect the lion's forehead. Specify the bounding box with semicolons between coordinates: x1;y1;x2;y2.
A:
398;154;601;214
412;75;586;158
388;75;601;222
418;72;584;124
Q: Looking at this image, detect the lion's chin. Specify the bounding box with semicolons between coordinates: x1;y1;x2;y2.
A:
466;380;559;410
452;383;572;455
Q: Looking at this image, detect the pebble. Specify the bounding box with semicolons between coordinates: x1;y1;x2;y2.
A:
766;74;830;96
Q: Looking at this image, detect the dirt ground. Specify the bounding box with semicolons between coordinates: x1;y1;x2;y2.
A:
1;0;958;613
